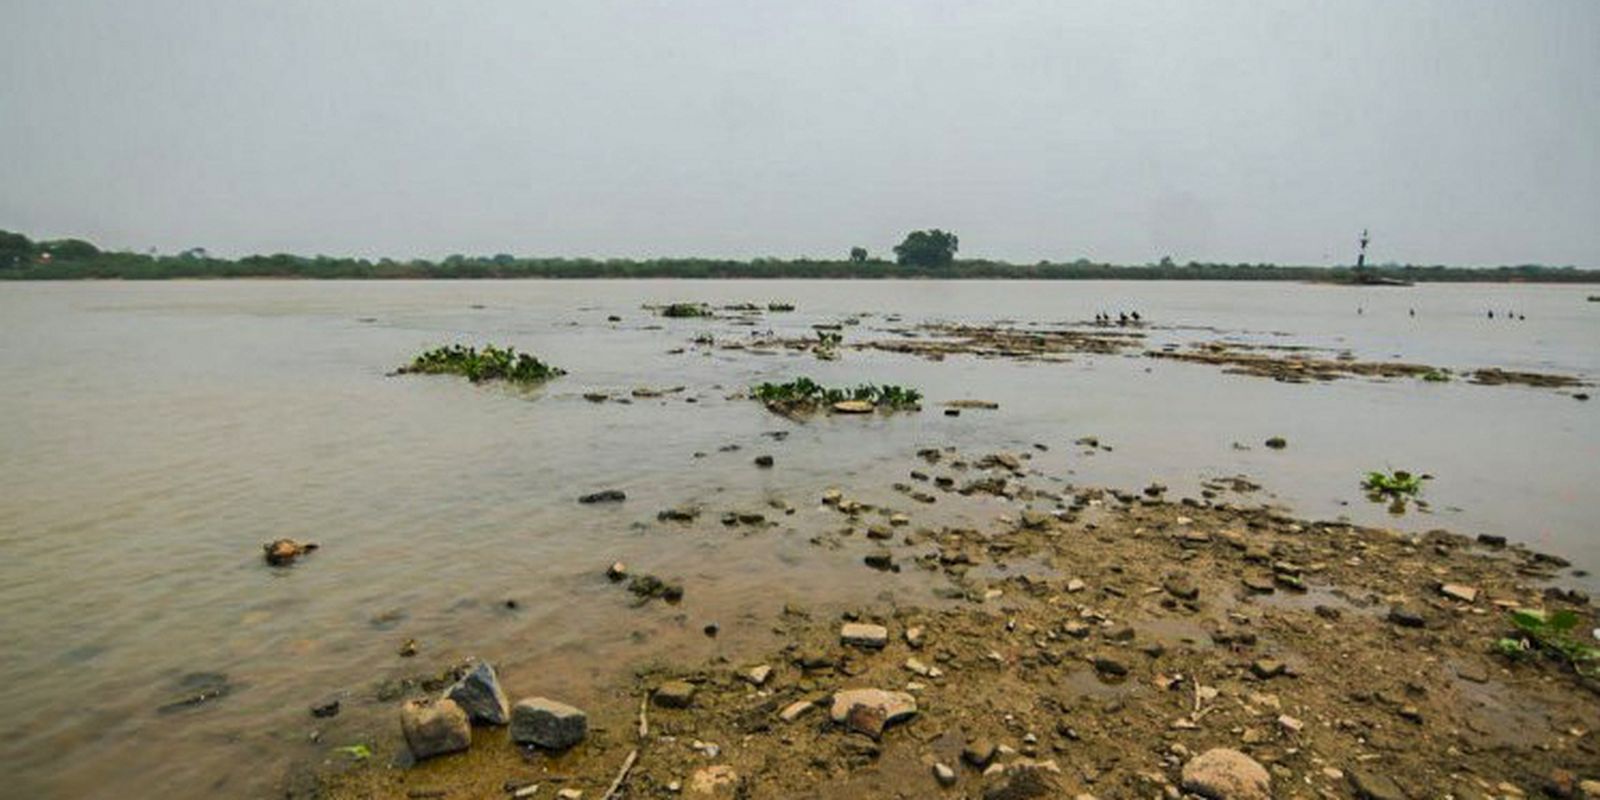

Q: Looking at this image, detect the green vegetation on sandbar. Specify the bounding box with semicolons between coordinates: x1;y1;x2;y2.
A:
1420;369;1452;382
1362;469;1428;497
4;229;1599;282
751;377;922;414
657;302;713;318
1495;608;1600;678
397;344;565;385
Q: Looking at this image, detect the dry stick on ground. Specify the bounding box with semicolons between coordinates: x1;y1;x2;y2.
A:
600;749;639;800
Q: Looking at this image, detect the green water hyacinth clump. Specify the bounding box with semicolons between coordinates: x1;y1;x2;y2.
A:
399;344;565;385
750;377;922;413
1362;469;1427;497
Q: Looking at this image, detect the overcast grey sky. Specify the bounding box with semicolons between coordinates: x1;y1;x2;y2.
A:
2;1;1597;266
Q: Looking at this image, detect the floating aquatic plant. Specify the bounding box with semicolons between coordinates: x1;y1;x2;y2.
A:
397;344;565;385
750;377;921;414
1362;469;1427;497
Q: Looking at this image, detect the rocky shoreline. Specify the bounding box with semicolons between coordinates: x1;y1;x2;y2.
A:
300;446;1599;800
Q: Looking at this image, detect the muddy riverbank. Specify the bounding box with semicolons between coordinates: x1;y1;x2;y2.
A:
305;445;1599;800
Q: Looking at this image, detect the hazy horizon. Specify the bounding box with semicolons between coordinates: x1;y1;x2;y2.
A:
3;2;1598;267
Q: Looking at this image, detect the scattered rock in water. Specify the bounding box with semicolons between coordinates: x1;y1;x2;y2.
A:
1180;748;1271;800
1264;437;1287;450
583;392;609;402
840;623;889;649
945;408;961;417
863;550;895;571
1163;573;1200;601
703;622;719;638
1242;575;1276;594
578;489;626;504
944;400;999;410
904;625;925;648
778;700;814;722
1092;655;1130;677
509;697;588;750
400;697;471;760
310;697;341;718
399;638;419;658
1019;510;1052;529
1250;658;1286;679
157;671;234;714
606;562;628;581
1387;604;1429;629
657;506;700;522
933;762;957;786
445;661;510;726
1438;583;1479;603
1346;768;1409;800
653;680;697;709
628;574;684;603
263;538;318;566
828;688;917;739
753;455;774;468
982;762;1063;800
742;665;772;686
962;738;998;768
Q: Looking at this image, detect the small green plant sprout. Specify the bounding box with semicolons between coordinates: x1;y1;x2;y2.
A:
749;377;922;416
1362;469;1428;497
1494;608;1600;678
1420;369;1451;382
396;344;565;385
658;302;713;318
334;743;373;761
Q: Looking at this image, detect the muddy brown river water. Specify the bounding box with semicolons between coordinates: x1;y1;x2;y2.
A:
0;279;1595;798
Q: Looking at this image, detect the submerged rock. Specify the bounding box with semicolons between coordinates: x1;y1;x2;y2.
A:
578;489;626;504
1180;748;1271;800
509;697;587;749
263;538;318;566
445;661;510;725
400;697;471;760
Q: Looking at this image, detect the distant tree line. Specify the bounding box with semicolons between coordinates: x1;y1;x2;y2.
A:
2;229;1596;283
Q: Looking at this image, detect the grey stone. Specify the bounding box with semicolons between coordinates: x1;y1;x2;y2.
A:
400;697;471;760
841;623;889;649
445;661;510;725
1180;748;1271;800
509;697;588;749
